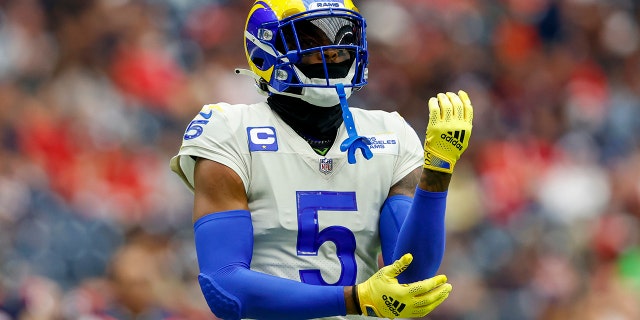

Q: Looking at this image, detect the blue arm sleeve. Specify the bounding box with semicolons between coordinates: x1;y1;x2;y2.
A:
379;195;413;266
379;189;447;284
194;210;346;320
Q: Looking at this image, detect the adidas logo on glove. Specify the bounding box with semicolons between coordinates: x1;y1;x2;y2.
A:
441;130;466;151
382;295;406;316
423;91;473;173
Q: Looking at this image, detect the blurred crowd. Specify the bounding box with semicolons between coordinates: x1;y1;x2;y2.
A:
0;0;639;319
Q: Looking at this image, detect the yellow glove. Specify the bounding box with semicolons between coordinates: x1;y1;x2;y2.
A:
356;254;452;319
424;91;474;173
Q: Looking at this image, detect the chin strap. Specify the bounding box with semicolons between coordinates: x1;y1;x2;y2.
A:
336;83;372;164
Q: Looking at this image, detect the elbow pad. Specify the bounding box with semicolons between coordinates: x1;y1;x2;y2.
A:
194;210;253;320
194;210;346;320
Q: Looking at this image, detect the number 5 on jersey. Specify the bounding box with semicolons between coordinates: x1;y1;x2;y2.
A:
296;191;358;286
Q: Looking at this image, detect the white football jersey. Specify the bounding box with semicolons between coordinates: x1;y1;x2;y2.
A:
170;102;423;319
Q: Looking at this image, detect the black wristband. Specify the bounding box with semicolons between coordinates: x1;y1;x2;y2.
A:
352;285;362;315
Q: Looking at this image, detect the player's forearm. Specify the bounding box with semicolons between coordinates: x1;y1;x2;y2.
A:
344;286;360;315
418;168;452;192
195;210;348;319
379;169;449;269
198;267;347;319
388;158;454;283
391;188;447;283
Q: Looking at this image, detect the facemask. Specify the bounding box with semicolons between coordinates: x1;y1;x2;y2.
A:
293;61;357;107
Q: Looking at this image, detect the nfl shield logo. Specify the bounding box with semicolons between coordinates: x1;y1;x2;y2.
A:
319;158;333;174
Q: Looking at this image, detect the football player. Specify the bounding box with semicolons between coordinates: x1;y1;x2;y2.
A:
170;0;473;319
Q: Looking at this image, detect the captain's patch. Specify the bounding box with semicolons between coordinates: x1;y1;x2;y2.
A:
248;127;278;151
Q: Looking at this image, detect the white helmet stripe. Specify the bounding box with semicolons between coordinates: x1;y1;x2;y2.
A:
245;31;289;63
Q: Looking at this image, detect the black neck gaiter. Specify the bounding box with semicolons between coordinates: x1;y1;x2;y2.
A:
267;94;343;142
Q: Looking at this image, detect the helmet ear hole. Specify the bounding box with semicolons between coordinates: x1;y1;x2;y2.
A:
252;57;265;69
249;47;272;71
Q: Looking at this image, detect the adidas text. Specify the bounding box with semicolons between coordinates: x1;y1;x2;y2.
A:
441;133;463;151
382;295;406;316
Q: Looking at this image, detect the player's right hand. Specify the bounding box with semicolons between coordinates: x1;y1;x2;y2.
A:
423;91;473;173
356;254;452;319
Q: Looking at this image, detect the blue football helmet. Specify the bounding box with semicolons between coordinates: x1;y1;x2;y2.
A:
237;0;369;107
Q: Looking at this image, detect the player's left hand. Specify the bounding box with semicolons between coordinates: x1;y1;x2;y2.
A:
423;91;473;173
356;254;452;319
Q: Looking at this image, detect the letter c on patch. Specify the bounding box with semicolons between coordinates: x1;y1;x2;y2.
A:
247;126;278;151
250;127;275;144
